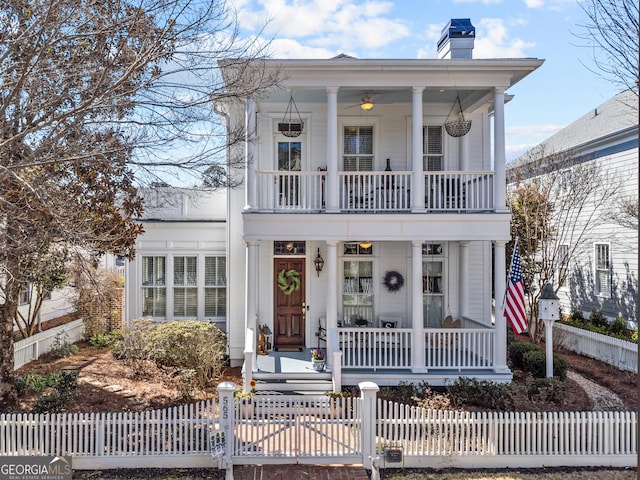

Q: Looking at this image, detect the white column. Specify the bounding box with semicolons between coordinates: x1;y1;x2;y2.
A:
411;87;425;211
245;239;259;371
411;240;426;372
326;87;339;212
459;132;469;170
493;88;507;211
245;97;257;211
493;240;509;373
325;240;339;368
459;241;469;319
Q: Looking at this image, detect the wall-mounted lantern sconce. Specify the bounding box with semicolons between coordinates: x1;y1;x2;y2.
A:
314;248;325;277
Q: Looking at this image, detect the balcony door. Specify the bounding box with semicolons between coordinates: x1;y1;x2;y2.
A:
277;140;302;207
274;257;306;349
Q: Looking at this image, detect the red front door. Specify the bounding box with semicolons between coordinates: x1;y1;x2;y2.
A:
274;258;305;348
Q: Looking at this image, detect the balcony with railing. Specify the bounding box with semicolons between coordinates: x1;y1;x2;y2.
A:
254;171;494;213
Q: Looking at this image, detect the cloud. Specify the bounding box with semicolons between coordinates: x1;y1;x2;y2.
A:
453;0;503;3
524;0;575;10
268;38;339;59
473;18;536;58
232;0;410;56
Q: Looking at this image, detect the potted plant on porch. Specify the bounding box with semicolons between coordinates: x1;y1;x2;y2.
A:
311;349;326;371
234;379;256;417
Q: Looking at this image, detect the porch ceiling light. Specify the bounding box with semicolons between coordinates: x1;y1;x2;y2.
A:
314;248;325;277
360;94;374;111
359;241;372;249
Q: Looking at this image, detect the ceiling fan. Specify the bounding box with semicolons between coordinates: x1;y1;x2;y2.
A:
343;91;377;111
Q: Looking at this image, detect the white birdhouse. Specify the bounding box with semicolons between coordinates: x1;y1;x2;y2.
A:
538;283;560;321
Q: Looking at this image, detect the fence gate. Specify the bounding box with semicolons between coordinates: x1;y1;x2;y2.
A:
232;395;362;464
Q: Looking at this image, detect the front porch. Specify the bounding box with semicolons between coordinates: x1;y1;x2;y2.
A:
248;323;511;391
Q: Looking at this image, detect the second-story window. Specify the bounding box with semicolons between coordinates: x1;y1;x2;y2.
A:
423;125;443;171
343;126;373;171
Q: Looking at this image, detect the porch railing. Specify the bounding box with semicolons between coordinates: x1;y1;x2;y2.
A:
255;170;494;212
425;328;495;370
339;328;412;369
338;327;495;370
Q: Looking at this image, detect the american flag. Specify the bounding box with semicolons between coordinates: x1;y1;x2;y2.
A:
504;242;527;334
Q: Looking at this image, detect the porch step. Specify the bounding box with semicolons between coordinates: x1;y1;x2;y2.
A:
253;372;333;394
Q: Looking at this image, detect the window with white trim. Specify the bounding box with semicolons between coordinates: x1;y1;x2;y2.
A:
19;284;30;306
343;126;373;171
205;256;227;318
595;244;610;297
423;125;443;171
142;256;166;317
174;256;197;317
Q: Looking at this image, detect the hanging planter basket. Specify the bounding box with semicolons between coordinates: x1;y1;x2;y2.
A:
444;95;472;137
278;95;304;137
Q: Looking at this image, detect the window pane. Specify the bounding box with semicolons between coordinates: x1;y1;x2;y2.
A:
142;256;165;286
278;142;302;171
344;127;358;154
174;256;197;286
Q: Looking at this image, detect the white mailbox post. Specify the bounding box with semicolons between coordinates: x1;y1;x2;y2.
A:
538;283;560;378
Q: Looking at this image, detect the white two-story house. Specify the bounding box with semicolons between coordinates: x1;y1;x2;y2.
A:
217;19;543;391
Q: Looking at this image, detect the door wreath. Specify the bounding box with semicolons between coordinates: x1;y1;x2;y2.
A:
383;270;404;293
277;269;301;295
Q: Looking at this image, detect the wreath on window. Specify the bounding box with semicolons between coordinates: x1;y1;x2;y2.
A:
383;270;404;293
277;269;301;295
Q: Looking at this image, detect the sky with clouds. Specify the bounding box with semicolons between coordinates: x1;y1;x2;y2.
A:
230;0;623;161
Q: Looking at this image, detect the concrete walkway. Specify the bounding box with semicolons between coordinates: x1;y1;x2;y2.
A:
233;465;369;480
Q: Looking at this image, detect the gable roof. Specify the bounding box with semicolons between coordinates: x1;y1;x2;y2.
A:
519;89;638;159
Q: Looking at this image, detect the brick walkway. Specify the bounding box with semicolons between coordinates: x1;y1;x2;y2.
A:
233;465;369;480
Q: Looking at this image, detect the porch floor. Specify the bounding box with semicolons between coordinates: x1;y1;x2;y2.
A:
255;348;511;387
256;348;324;374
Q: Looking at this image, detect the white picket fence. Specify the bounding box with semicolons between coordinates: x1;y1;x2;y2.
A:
0;400;218;470
376;403;637;469
13;319;85;370
0;381;636;474
554;323;638;373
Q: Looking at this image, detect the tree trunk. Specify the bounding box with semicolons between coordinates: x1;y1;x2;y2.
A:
0;293;18;412
0;220;22;412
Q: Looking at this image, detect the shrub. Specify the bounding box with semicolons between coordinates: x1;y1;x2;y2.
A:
119;319;228;387
526;377;567;404
522;349;567;380
413;387;454;411
608;316;629;339
89;330;123;348
16;370;79;413
588;308;608;329
48;332;78;358
447;378;513;410
632;328;638;343
508;341;540;370
569;307;585;325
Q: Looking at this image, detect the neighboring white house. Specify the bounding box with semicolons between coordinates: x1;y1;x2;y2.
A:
125;188;228;332
507;89;638;329
125;19;544;390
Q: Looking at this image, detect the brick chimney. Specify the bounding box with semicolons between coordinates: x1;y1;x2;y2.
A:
437;18;475;59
